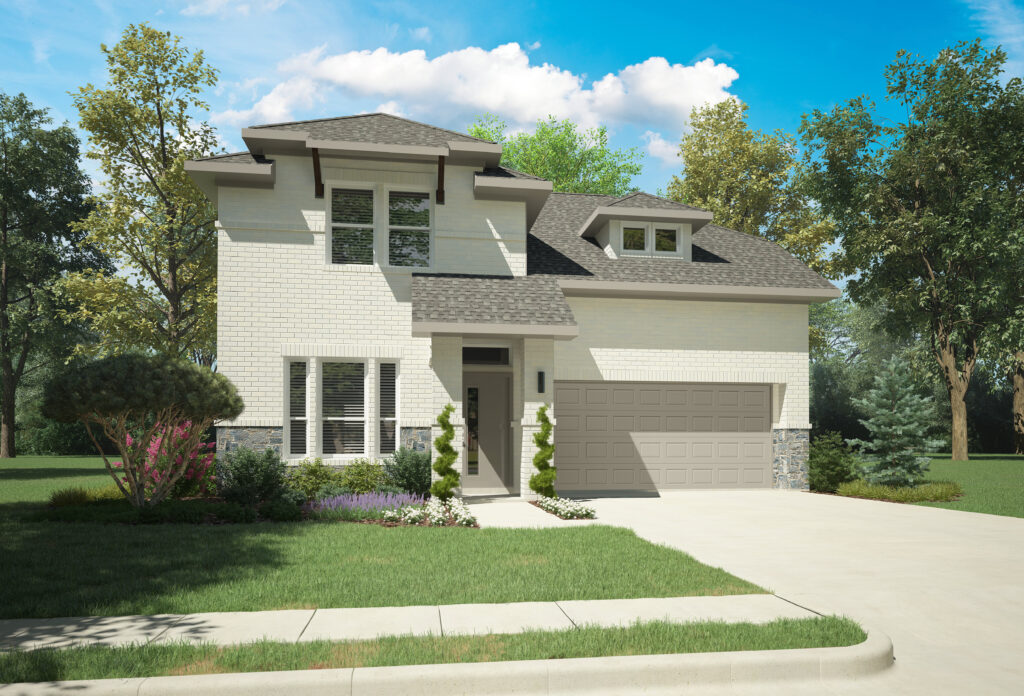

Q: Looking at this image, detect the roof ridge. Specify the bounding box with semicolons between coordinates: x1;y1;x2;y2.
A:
249;112;496;144
550;191;616;197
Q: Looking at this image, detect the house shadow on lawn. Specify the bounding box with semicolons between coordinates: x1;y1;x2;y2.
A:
0;517;306;621
0;467;111;482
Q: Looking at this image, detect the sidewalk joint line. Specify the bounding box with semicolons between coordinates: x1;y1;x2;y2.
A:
773;593;825;617
554;601;578;629
297;609;317;642
147;615;186;646
437;605;444;636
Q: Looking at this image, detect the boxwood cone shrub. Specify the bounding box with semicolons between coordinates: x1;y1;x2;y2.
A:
384;447;432;496
847;357;946;487
218;447;286;508
808;431;857;493
430;403;460;500
529;404;557;497
42;354;243;508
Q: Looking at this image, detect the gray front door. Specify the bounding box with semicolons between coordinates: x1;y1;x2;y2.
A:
463;372;510;490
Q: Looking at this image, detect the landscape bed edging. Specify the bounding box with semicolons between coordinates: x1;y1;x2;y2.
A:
1;626;894;695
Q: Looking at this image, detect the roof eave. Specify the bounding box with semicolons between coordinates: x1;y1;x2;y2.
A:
557;279;841;304
411;320;578;339
578;206;715;238
474;175;553;226
184;159;276;203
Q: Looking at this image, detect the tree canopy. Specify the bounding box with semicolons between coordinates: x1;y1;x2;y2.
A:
468;114;643;195
67;23;220;366
800;40;1024;460
667;99;837;278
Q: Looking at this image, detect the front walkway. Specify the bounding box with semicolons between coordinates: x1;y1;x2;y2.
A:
0;594;814;651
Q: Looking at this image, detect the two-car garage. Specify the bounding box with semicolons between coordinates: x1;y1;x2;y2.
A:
553;381;773;491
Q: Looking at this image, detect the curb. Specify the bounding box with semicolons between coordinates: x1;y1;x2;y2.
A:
0;626;893;695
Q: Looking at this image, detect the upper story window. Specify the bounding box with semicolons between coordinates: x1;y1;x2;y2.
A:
329;185;432;268
331;189;374;264
620;222;684;257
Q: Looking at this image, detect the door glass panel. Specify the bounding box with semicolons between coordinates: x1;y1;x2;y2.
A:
467;387;479;475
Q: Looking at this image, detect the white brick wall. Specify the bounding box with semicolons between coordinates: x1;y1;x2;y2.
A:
554;297;811;429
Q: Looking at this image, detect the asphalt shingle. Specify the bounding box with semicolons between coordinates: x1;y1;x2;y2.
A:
248;113;493;148
411;274;576;327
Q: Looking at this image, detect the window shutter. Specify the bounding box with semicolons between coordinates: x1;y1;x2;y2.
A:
379;363;397;454
322;362;365;454
289;362;307;455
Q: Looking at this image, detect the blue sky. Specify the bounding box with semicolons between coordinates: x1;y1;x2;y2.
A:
1;0;1021;193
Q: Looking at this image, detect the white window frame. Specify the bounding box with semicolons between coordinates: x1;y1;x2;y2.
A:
619;221;686;258
285;359;310;459
377;361;400;455
325;182;434;271
320;359;369;458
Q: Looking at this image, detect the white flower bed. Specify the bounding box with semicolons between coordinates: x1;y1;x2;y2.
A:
382;497;477;527
535;495;596;519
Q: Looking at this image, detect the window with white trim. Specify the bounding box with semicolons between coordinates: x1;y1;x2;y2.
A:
388;192;430;267
378;362;397;454
331;189;374;264
288;361;307;455
321;362;366;455
620;222;685;257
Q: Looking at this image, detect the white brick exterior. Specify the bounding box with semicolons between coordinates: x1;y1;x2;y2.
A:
213;150;813;489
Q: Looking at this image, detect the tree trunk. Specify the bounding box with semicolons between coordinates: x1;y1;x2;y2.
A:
949;383;968;462
933;333;973;462
1014;352;1024;456
0;377;14;458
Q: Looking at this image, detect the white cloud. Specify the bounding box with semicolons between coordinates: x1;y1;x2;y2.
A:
376;100;406;117
965;0;1024;76
409;26;431;42
181;0;286;17
528;41;541;50
31;38;49;64
214;42;738;131
642;131;679;166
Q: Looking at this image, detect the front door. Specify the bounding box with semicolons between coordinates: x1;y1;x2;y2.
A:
462;372;510;490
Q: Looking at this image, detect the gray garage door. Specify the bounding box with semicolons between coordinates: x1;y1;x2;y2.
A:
553;381;772;491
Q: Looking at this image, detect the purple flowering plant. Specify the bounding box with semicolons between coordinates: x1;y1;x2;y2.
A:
305;491;425;521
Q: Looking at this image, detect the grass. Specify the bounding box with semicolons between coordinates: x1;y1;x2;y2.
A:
917;454;1024;518
0;617;865;683
0;456;763;619
837;479;962;503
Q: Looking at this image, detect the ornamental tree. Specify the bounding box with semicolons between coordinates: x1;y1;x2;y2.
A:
42;353;243;507
529;404;556;497
847;358;945;487
430;403;460;500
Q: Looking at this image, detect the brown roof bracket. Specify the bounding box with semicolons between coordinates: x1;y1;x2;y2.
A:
436;155;445;205
312;147;324;199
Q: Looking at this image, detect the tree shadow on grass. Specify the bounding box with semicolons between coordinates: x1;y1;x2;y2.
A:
0;518;307;621
0;467;110;481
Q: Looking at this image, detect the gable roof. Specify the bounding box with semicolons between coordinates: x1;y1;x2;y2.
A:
607;191;707;212
247;113;493;148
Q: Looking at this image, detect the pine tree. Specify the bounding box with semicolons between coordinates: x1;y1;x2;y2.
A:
847;358;945;487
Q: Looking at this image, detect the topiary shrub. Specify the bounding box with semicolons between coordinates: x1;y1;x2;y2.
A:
808;431;858;493
847;357;945;487
338;458;388;494
42;354;243;508
529;404;557;497
285;457;341;501
430;403;460;501
218;447;286;508
384;447;432;497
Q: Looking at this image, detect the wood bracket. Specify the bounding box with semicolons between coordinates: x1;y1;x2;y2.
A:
312;147;324;199
436;155;446;205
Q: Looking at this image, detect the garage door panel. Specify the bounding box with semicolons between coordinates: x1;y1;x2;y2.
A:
555;381;772;491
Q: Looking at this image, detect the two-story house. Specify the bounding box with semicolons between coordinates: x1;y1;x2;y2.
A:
186;113;839;496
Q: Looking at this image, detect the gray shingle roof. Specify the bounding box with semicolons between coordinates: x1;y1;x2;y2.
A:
411;274;576;326
248;113;493;148
607;191;708;212
527;193;836;291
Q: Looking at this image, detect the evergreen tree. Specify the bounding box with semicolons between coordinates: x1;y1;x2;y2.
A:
847;358;945;486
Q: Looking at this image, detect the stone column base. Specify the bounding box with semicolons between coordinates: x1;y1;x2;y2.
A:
772;428;809;489
399;426;432;454
216;426;283;457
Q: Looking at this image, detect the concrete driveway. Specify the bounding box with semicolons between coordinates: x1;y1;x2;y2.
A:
579;490;1024;695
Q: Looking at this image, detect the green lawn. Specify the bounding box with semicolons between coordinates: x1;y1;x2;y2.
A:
918;454;1024;518
0;618;865;683
0;456;763;619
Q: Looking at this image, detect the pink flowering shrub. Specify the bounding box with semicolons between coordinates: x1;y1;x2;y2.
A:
113;422;216;500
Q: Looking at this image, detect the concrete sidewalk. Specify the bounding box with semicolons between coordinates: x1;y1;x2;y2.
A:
0;594;816;651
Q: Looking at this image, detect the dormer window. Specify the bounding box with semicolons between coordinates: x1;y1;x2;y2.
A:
619;221;685;257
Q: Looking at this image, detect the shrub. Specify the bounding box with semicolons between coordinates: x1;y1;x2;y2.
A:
338;458;389;494
111;422;216;501
383;447;432;497
285;457;341;500
535;495;595;519
847;358;945;487
314;482;351;500
381;497;477;527
306;491;425;521
49;487;90;507
529;404;557;497
808;431;858;493
430;403;460;500
837;479;963;503
259;497;303;522
276;488;307;507
218;447;286;507
42;354;243;508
